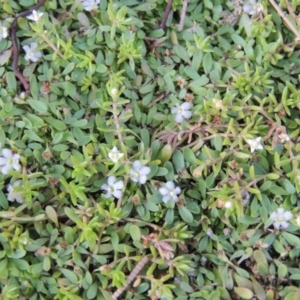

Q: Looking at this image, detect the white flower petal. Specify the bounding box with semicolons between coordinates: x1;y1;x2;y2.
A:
181;102;191;110
139;175;147;184
2;149;12;158
114;180;124;189
174;187;181;194
107;176;116;185
1;165;11;174
159;187;169;195
0;157;6;165
101;184;108;190
182;110;192;119
175;114;184;123
162;195;171;203
273;221;281;229
132;160;142;170
284;211;293;221
280;221;289;229
270;212;277;220
166;181;175;189
140;166;151;175
104;192;112;198
276;208;285;215
171;107;178;114
113;190;122;199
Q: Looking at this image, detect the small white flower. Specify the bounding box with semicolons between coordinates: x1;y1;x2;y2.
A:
270;208;293;230
246;137;263;153
130;161;151;184
243;0;263;15
81;0;101;11
27;10;43;22
278;133;290;143
171;102;192;123
111;88;118;96
101;176;124;199
108;146;124;163
206;228;213;237
159;181;181;203
212;98;223;110
0;24;8;41
224;201;232;209
23;43;42;62
7;181;24;203
0;149;21;174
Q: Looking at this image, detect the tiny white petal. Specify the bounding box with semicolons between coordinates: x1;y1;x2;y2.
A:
101;184;108;190
159;187;169;195
175;114;184;123
114;180;124;189
182;110;192;119
166;181;175;189
113;190;122;199
107;176;116;185
132;160;142;169
277;208;285;215
284;211;293;221
281;221;289;229
2;149;12;158
181;102;191;110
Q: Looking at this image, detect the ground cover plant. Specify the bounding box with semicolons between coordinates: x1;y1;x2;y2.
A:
1;0;300;299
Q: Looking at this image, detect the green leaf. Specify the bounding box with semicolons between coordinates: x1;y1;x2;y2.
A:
130;224;141;241
269;185;289;195
27;99;48;113
6;72;17;91
45;206;59;227
203;52;212;74
184;66;201;80
60;268;78;283
183;147;196;164
277;264;288;280
24;130;44;142
77;12;90;28
178;206;193;223
280;179;295;194
62;62;75;75
282;232;300;247
44;117;67;130
233;287;253;299
174;45;191;64
172;150;185;172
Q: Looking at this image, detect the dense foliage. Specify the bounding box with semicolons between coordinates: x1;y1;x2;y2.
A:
1;0;300;299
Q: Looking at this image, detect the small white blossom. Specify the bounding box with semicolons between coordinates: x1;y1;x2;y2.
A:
101;176;124;199
270;208;293;230
27;10;43;22
23;43;42;62
0;24;8;41
212;98;223;110
225;201;232;209
7;181;24;203
243;0;263;15
171;102;192;123
206;228;213;237
278;133;290;143
111;88;118;96
246;137;263;153
159;181;181;203
108;146;124;163
81;0;101;11
130;160;151;184
0;149;21;174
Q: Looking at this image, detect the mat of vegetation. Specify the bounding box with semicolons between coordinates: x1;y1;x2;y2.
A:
1;0;300;299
